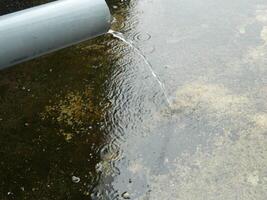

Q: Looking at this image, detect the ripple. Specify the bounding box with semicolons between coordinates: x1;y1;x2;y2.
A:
129;32;152;43
135;32;152;42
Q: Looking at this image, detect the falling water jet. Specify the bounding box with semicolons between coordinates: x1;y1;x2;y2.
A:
108;30;171;107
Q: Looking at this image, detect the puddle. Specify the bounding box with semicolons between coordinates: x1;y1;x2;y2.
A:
0;0;266;199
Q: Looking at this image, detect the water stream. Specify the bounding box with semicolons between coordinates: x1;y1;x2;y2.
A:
108;30;171;107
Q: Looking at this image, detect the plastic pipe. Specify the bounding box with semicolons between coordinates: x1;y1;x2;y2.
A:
0;0;111;70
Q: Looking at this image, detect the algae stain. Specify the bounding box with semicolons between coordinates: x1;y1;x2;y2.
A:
171;82;251;120
146;82;267;200
41;87;110;141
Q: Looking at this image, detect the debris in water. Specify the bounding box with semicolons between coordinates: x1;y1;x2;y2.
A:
62;132;73;141
121;191;130;199
72;176;80;183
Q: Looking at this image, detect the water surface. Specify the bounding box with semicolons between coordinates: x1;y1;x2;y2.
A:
0;0;266;199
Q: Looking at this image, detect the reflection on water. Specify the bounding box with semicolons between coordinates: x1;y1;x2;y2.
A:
1;0;267;199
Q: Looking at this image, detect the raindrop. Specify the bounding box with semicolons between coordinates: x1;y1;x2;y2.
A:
132;32;151;42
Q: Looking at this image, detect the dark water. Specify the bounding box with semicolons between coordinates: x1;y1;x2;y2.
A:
0;0;267;199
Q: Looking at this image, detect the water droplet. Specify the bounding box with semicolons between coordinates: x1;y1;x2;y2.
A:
72;176;80;183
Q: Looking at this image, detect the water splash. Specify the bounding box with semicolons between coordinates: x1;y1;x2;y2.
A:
108;30;171;107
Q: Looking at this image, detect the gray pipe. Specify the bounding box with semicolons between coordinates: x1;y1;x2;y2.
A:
0;0;111;70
